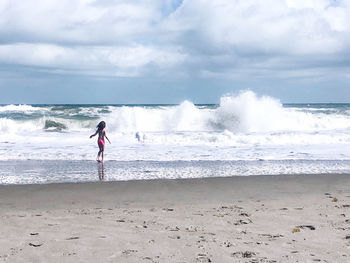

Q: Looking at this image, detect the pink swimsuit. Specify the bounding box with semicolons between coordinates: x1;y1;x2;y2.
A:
98;139;105;146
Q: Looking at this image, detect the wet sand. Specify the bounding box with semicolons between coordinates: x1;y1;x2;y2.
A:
1;174;350;262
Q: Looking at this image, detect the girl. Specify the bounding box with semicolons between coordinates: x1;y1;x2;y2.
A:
90;121;111;163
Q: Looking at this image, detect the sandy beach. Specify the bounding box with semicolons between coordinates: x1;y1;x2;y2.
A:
1;174;350;262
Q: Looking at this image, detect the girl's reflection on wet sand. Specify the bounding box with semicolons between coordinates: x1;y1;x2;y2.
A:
98;163;105;180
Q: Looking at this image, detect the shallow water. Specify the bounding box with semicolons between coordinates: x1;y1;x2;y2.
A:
1;91;350;184
1;159;350;185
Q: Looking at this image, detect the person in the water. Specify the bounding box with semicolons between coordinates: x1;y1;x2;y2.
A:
90;121;111;163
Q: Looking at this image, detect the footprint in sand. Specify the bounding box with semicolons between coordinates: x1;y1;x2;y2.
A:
66;237;80;240
193;213;204;216
165;226;180;231
168;235;181;239
29;242;43;247
221;241;234;247
186;226;203;232
239;212;250;217
231;251;256;258
196;254;212;262
298;225;316;230
233;219;252;225
259;233;284;240
122;249;138;256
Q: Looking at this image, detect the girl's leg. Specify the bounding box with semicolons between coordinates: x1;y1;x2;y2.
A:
99;144;105;163
101;147;105;163
97;144;103;162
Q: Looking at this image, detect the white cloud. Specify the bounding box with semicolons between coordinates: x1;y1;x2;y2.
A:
0;0;162;44
0;43;186;77
0;0;349;80
160;0;350;80
165;0;349;55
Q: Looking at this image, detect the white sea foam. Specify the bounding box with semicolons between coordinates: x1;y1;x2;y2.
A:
2;160;350;185
0;91;349;168
0;104;46;112
1;91;349;134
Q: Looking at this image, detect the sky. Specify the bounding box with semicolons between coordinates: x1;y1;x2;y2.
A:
0;0;349;104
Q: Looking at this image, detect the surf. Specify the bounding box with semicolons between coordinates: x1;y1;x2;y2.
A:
0;90;349;165
1;91;349;135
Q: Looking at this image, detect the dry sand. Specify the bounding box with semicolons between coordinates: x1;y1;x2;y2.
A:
1;174;350;262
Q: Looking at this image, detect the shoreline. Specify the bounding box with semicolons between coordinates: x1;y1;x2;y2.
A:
1;173;350;262
2;159;350;185
1;173;350;208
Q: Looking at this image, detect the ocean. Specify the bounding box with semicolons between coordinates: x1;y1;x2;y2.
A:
1;90;350;184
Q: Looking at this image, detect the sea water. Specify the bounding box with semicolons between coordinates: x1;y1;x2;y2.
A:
1;90;350;184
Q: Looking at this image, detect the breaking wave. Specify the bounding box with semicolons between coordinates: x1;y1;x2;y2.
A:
0;90;349;135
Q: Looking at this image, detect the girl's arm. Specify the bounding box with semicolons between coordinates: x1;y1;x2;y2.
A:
90;130;98;138
105;132;111;144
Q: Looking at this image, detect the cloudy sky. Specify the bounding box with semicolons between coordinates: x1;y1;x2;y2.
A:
0;0;349;103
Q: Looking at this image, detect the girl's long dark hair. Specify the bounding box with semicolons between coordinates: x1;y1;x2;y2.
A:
97;121;106;131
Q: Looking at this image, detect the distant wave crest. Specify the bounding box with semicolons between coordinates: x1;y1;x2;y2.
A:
0;90;349;135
